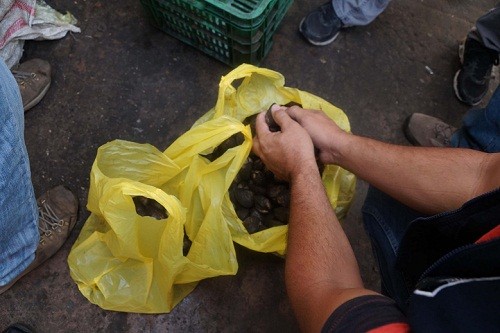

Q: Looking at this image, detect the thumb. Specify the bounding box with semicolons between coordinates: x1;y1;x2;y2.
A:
271;107;296;131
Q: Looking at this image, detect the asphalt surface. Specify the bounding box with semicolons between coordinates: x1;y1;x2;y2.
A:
1;0;498;331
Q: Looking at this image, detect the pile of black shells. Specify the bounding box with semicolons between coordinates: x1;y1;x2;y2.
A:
202;111;292;234
230;153;291;233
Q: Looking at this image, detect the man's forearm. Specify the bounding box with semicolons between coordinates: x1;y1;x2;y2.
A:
285;162;365;332
335;133;498;214
251;109;376;332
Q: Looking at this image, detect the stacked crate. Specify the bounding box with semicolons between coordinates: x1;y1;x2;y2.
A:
140;0;293;66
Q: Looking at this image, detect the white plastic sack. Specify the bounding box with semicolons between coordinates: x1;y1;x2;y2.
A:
0;0;80;68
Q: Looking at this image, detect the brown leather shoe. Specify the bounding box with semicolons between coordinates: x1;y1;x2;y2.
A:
11;59;51;112
404;113;457;147
0;186;78;295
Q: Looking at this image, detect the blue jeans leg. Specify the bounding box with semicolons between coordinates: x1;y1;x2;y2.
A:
451;84;500;152
362;186;428;311
468;5;500;53
333;0;391;26
0;58;39;286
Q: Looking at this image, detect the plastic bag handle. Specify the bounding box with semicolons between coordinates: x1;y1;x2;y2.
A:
165;116;252;166
213;64;284;118
99;180;185;226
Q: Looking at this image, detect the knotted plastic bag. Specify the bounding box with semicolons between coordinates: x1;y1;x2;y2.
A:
191;64;356;255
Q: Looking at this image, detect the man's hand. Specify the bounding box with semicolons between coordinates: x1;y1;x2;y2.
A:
252;107;318;182
286;105;349;165
257;106;370;332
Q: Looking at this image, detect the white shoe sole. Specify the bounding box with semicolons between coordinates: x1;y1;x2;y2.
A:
299;17;341;46
453;39;483;106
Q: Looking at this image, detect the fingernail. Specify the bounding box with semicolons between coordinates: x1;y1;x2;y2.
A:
270;104;282;112
266;104;281;132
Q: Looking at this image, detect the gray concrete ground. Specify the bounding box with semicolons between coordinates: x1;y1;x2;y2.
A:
1;0;498;332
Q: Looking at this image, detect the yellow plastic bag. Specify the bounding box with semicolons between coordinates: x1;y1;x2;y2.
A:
68;138;241;313
68;181;199;313
164;116;252;243
191;64;356;255
68;64;356;313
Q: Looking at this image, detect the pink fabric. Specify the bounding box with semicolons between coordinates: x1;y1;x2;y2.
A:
0;0;36;49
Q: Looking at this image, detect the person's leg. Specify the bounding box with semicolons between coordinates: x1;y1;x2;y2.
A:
333;0;392;27
456;5;500;146
454;6;500;106
468;5;500;53
0;58;39;286
0;57;79;294
362;186;428;311
451;84;500;153
299;0;391;46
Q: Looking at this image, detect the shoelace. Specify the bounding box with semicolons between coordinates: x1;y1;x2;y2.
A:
433;123;455;146
463;51;498;83
38;200;64;242
11;70;36;85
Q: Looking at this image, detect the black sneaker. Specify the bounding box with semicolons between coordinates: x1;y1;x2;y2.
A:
453;37;499;106
299;2;343;46
2;323;35;333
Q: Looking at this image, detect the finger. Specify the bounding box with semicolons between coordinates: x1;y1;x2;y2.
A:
270;103;286;112
266;104;285;132
252;135;262;156
286;105;306;124
254;111;271;137
271;108;296;131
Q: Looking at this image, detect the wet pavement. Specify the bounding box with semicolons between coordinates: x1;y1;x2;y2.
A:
1;0;498;332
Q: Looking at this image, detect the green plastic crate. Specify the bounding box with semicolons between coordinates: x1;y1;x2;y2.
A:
140;0;293;66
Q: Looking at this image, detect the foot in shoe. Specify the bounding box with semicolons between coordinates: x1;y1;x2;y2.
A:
2;323;36;333
453;38;499;106
11;59;52;112
404;113;457;147
0;185;78;295
299;2;344;46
